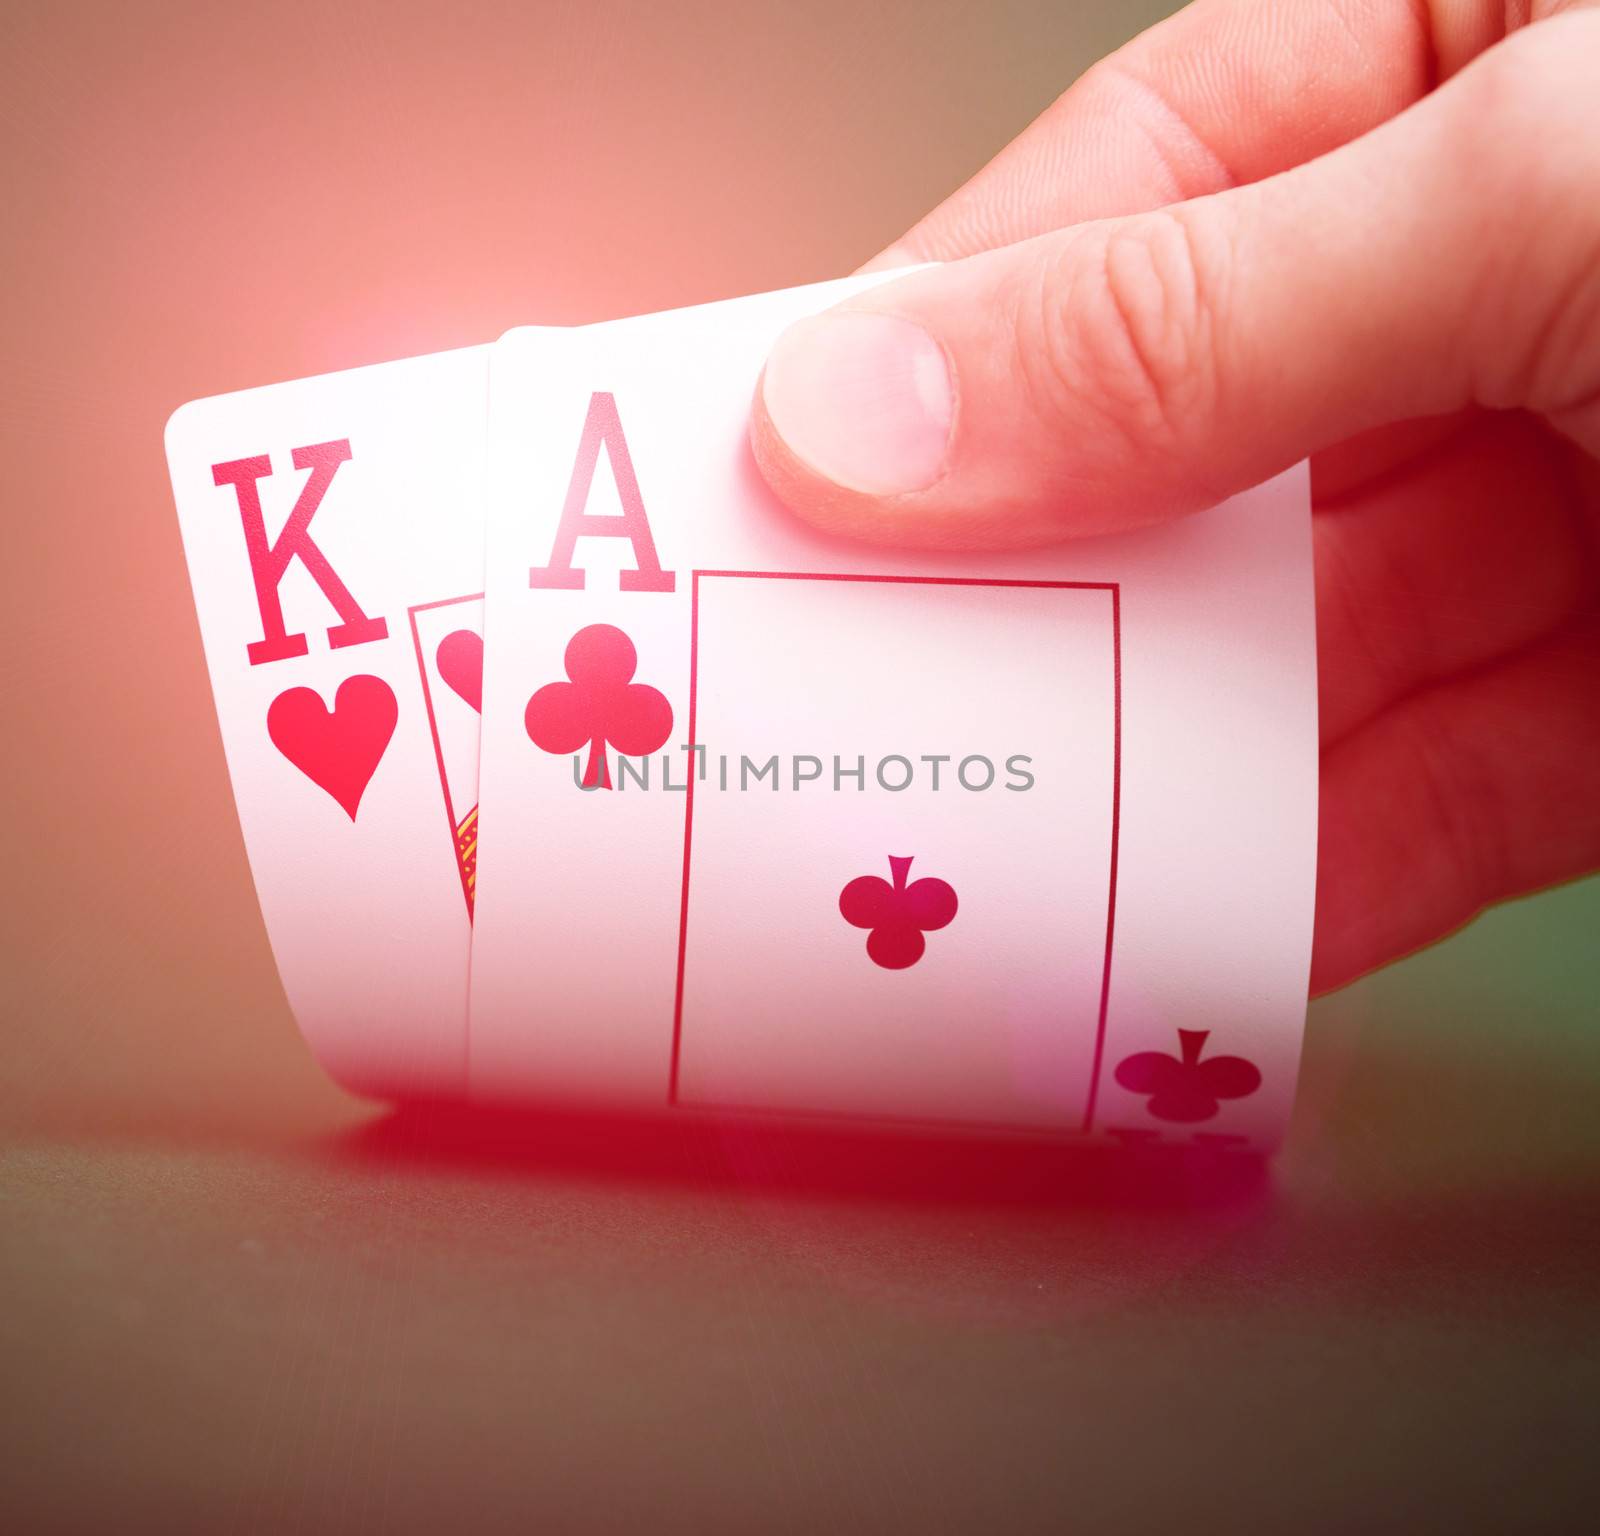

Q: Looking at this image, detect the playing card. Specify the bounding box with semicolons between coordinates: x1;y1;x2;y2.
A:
166;347;488;1097
471;276;1317;1149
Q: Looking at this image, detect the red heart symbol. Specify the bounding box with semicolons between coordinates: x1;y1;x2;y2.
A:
436;628;483;714
267;675;398;820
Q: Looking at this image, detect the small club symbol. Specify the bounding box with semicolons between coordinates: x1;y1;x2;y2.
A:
839;855;958;970
525;624;673;789
1114;1029;1262;1122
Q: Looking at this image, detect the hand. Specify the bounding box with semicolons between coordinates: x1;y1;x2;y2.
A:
750;0;1600;993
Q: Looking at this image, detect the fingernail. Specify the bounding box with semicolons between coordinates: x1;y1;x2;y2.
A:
761;311;953;495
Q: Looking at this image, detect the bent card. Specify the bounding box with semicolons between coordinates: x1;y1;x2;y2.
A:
166;347;488;1098
473;277;1318;1148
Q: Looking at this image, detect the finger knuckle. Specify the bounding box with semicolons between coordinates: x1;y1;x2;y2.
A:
1452;19;1600;408
1457;19;1600;202
1026;209;1229;461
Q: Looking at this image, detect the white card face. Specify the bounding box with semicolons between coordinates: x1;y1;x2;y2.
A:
166;347;487;1098
473;277;1318;1148
679;575;1116;1128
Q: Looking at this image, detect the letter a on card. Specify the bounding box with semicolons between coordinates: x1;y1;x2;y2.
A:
528;391;675;592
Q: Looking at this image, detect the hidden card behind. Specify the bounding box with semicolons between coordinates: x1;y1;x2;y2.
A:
474;277;1318;1148
166;348;487;1098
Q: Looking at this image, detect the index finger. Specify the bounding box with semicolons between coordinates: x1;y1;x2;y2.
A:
865;0;1518;269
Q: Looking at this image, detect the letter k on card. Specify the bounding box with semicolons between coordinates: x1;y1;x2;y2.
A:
165;345;491;1100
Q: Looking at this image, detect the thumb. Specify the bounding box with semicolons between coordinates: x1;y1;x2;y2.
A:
751;15;1600;548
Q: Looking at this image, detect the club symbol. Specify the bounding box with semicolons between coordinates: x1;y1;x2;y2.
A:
839;854;958;970
524;623;673;790
1114;1029;1262;1122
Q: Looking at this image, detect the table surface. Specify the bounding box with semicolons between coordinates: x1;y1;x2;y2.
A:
4;3;1597;1531
6;881;1597;1535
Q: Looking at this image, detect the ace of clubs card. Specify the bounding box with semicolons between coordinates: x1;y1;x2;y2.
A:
472;275;1318;1148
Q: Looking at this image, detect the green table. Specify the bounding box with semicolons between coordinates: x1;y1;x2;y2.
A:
4;881;1596;1534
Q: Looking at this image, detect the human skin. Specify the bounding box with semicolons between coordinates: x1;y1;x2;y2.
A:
749;0;1600;994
